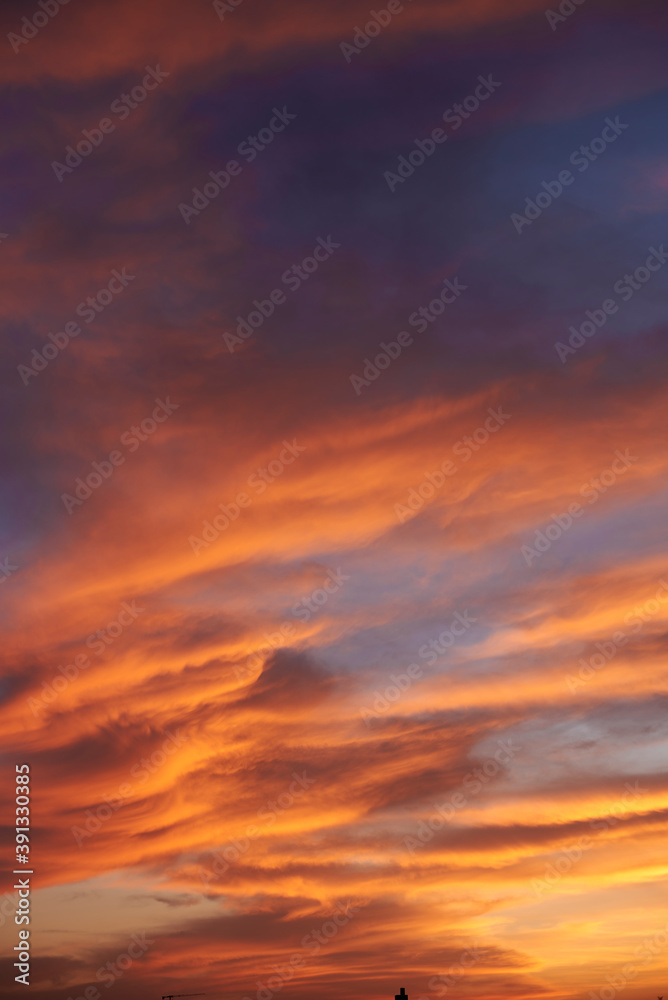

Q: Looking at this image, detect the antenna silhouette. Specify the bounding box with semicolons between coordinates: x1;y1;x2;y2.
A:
162;994;207;1000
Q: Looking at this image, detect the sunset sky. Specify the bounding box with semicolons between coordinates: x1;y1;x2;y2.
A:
2;2;668;1000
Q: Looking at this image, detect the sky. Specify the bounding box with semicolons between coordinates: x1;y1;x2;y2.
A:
1;1;668;1000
